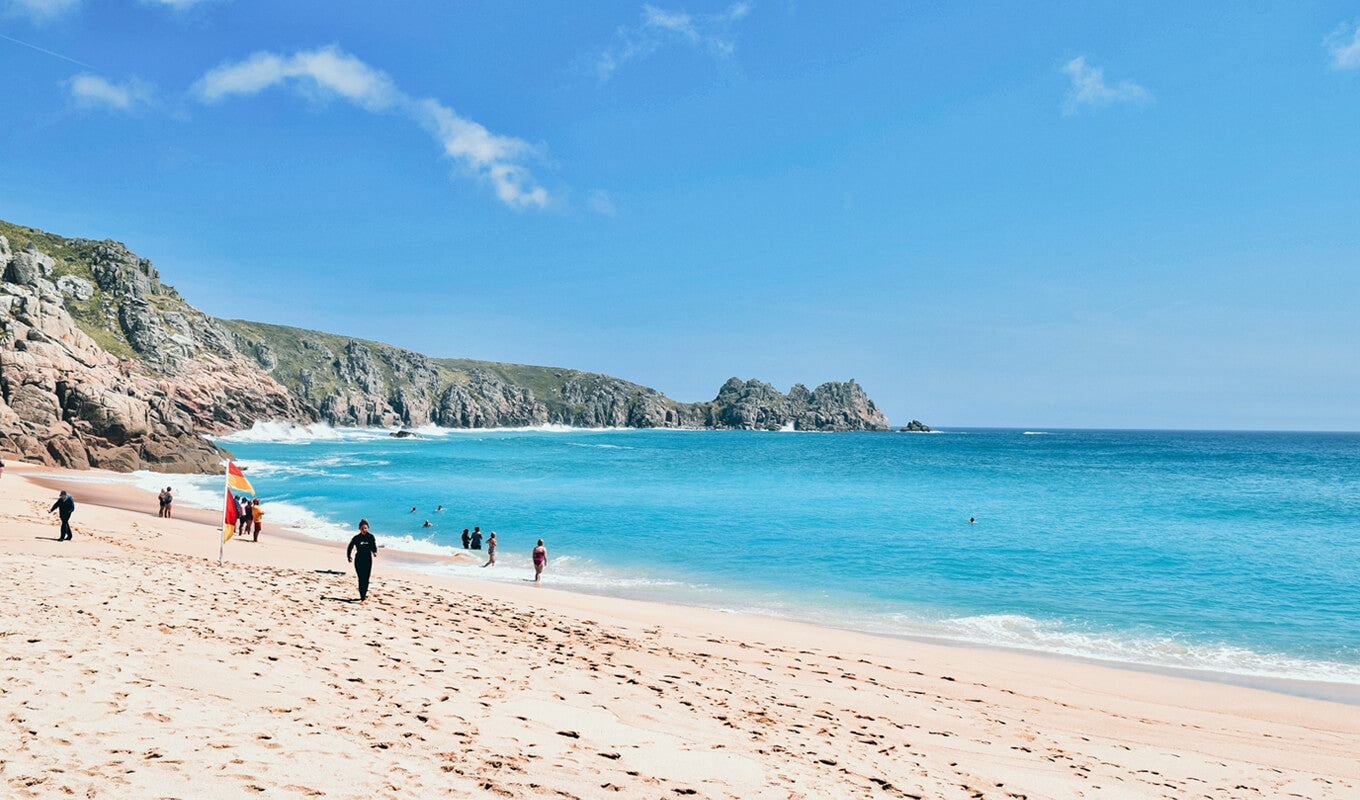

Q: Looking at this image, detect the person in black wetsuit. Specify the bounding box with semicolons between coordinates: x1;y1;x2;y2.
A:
346;518;378;602
461;528;471;549
50;491;75;541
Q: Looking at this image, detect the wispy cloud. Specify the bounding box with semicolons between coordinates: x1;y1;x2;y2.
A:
194;45;549;209
66;72;154;111
1062;56;1152;115
595;2;752;82
587;189;617;217
5;0;216;22
4;0;80;23
1325;22;1360;69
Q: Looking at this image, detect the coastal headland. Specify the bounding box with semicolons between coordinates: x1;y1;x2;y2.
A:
0;219;898;476
3;462;1357;799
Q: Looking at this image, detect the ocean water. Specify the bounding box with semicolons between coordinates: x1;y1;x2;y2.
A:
130;424;1360;686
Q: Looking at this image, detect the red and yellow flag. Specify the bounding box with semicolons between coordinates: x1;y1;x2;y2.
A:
224;489;238;544
227;461;255;495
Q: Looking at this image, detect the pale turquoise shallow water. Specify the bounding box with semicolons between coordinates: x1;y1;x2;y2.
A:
136;425;1360;685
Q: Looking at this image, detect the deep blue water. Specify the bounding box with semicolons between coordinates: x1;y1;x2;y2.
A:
148;424;1360;683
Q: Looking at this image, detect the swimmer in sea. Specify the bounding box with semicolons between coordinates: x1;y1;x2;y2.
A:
436;505;443;512
969;517;976;524
532;539;547;583
422;520;432;528
483;532;497;568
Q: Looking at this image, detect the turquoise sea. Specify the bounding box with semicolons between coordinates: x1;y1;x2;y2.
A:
135;424;1360;688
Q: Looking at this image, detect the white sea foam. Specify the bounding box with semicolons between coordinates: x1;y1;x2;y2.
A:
1021;431;1050;435
123;468;361;544
214;421;394;444
866;612;1360;685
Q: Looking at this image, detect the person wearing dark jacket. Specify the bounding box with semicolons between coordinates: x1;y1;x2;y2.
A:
346;519;379;602
50;491;75;541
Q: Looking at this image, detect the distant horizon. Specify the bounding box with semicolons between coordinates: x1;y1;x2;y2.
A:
3;3;1357;431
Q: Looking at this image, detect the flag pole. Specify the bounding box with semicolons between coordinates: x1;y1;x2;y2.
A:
219;462;229;565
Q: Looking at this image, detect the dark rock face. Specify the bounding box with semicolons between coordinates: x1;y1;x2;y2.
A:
900;419;932;432
435;370;548;428
692;377;890;432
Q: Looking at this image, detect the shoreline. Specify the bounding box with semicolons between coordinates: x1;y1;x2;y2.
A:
22;460;1360;707
5;459;1359;797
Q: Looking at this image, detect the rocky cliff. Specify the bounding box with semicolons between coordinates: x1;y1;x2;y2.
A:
224;321;890;432
0;222;313;472
0;219;901;472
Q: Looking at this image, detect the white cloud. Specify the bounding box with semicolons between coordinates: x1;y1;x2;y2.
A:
66;72;153;111
194;46;549;209
195;46;400;112
1325;22;1360;69
1062;56;1152;115
5;0;80;23
414;99;548;209
596;2;752;82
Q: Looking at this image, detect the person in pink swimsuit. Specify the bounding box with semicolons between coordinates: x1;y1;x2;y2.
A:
532;539;547;583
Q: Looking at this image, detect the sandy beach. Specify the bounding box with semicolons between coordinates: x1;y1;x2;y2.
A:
3;462;1358;799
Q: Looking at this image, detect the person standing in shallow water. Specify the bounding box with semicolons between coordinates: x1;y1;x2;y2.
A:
461;528;471;549
347;519;378;603
470;527;483;550
532;539;547;583
482;532;497;568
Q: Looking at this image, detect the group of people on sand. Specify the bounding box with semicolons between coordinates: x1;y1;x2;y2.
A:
343;520;548;602
231;494;265;542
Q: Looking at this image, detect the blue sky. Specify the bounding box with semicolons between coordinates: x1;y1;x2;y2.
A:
2;1;1358;430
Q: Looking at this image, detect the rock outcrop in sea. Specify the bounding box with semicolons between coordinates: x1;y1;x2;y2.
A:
0;219;910;472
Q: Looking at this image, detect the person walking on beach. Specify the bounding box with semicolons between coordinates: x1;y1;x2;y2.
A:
532;539;547;583
471;527;483;550
251;500;263;542
461;528;471;549
347;519;379;603
483;532;497;568
50;490;75;541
